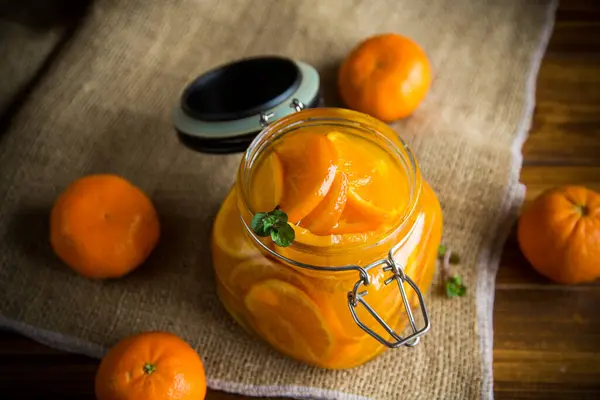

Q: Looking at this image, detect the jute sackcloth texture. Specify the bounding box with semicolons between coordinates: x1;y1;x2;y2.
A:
0;0;557;399
0;0;91;115
0;20;61;114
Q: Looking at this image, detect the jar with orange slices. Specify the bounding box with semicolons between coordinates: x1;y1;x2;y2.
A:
211;106;443;369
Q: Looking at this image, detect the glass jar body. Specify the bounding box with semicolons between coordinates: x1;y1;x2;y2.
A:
211;108;443;369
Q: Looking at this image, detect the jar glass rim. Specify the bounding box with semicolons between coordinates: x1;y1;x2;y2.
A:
236;107;423;258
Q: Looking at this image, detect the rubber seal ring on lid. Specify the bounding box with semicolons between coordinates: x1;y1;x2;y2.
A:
172;57;321;154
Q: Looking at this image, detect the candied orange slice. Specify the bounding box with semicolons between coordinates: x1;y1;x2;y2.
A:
346;188;391;222
212;188;255;259
250;152;284;212
276;224;388;269
326;131;408;222
289;224;374;247
244;279;333;361
227;258;305;298
331;189;397;234
299;172;348;235
326;131;382;187
275;132;337;223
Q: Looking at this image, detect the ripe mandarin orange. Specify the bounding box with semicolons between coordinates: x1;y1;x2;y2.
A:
95;331;207;400
50;174;160;279
517;186;600;284
339;33;432;122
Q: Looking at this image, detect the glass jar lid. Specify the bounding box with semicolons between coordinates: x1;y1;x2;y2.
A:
172;56;321;154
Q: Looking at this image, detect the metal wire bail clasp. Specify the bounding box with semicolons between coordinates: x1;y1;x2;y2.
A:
347;246;431;348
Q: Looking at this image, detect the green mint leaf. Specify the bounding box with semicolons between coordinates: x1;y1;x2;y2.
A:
446;281;463;297
445;275;466;298
261;214;280;232
250;212;270;236
250;207;295;247
450;275;462;286
271;208;288;224
438;245;447;258
446;282;458;297
270;223;295;247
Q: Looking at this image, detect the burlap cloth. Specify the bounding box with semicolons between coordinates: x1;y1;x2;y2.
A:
0;20;61;116
0;0;91;117
0;0;556;398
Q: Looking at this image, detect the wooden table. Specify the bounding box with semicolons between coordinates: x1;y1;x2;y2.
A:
1;2;599;399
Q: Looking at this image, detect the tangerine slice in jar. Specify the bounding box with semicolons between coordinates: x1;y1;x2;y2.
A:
250;152;284;212
289;224;384;248
346;188;395;222
212;188;255;260
331;189;396;234
299;172;349;235
326;130;408;229
244;279;333;363
274;131;338;223
227;257;306;298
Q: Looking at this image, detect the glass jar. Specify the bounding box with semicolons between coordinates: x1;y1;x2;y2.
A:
211;106;442;369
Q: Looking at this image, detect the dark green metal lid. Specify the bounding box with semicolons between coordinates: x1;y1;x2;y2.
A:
172;56;321;154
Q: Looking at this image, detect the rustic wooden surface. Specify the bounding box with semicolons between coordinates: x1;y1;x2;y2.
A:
1;1;599;399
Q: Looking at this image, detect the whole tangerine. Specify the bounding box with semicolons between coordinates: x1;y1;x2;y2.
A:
50;174;160;279
338;33;432;122
517;186;600;284
95;331;207;400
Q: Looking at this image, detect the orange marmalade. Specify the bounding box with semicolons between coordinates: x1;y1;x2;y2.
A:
212;108;442;369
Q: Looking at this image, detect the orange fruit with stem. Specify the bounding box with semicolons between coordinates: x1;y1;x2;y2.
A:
50;174;160;279
339;33;432;122
95;331;207;400
517;186;600;284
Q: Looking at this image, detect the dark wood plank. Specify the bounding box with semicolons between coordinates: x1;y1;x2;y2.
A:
521;0;600;165
492;1;600;398
519;166;600;208
548;1;600;54
493;285;600;398
523;58;600;165
0;331;96;398
494;383;600;400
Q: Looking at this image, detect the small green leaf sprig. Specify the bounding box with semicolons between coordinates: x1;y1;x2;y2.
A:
438;245;466;298
250;206;295;247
